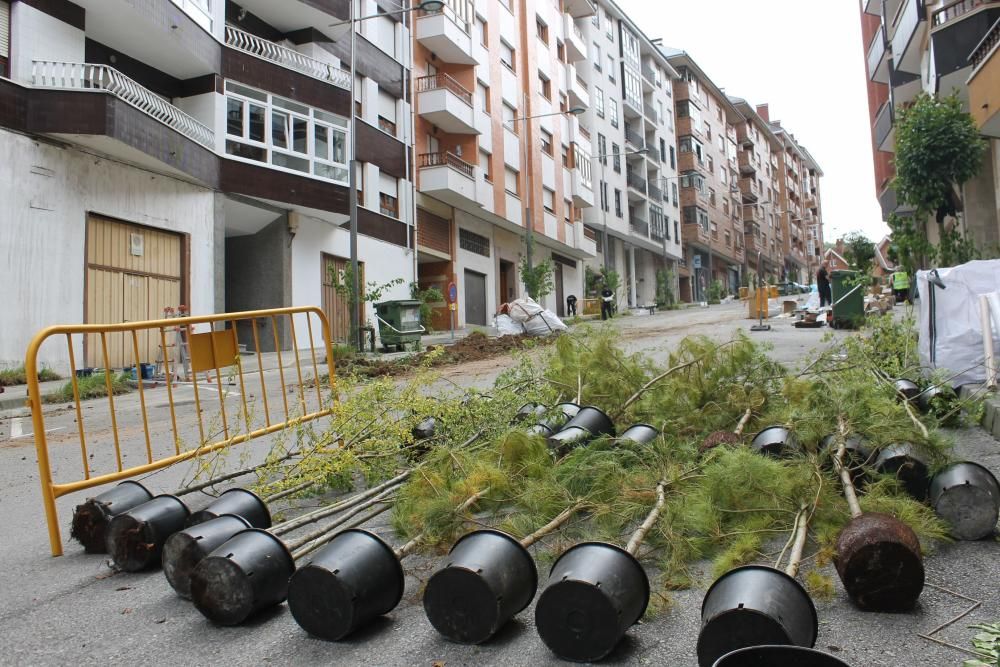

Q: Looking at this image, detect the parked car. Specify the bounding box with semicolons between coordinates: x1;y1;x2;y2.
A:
776;282;809;296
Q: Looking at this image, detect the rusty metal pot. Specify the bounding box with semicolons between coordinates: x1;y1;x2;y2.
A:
833;512;924;611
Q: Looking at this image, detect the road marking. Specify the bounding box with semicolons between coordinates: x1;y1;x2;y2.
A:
8;417;65;440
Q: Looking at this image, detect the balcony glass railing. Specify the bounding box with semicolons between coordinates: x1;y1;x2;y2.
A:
32;61;214;147
627;171;647;192
226;26;350;90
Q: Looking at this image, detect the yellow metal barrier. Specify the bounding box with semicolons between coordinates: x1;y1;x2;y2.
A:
25;306;336;556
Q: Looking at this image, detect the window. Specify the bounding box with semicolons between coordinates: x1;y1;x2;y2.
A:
592;42;602;70
539;72;551;100
564;199;573;223
480;150;493;182
0;0;8;77
543;188;555;213
476;16;488;46
612;143;621;173
609;99;619;128
671;182;679;206
380;192;398;218
557;41;565;63
597;134;607;164
674;219;679;239
536;17;548;44
502;103;518;133
225;82;348;183
608;55;615;82
594;87;605;117
623;70;642;110
378;116;396;135
709;188;716;207
541;129;553;156
476;82;491;113
669;145;676;169
460;228;491;257
500;40;515;72
614;189;622;217
704;121;712;140
720;168;728;185
561;145;570;168
504;166;520;195
659;138;666;161
499;0;511;11
707;156;714;172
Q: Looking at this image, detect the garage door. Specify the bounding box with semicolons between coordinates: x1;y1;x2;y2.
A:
85;215;183;368
464;269;487;326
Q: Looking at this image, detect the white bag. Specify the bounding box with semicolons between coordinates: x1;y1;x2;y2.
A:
494;314;526;337
508;297;544;323
917;259;1000;387
522;309;567;337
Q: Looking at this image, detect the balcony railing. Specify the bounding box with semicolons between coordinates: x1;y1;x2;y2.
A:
418;151;475;179
641;63;655;82
624;123;644;147
645;144;661;162
647;183;663;202
971;17;1000;68
584;226;598;241
31;61;215;148
933;0;998;26
644;103;658;123
630;217;649;236
627;171;647;192
226;26;350;90
415;72;473;106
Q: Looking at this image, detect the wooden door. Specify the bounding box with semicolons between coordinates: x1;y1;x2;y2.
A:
122;273;149;367
322;253;364;343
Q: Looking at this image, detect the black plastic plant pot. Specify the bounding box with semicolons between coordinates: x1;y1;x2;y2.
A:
712;644;852;667
535;542;649;663
750;426;799;458
546;426;595;455
525;423;555;437
893;379;920;402
533;402;582;433
929;462;1000;541
696;565;818;667
105;494;190;572
288;529;404;641
820;434;876;485
918;386;959;423
563;406;616;438
187;488;271;529
834;512;924;612
424;529;538;645
513;403;548;424
619;424;660;446
71;480;152;553
162;514;251;599
875;443;931;501
412;417;437;440
190;528;296;626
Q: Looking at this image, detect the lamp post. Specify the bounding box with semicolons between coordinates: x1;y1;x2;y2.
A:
503;106;584;286
331;0;444;349
592;147;647;275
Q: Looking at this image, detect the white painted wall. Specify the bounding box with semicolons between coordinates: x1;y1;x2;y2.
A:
454;210;497;328
0;129;217;370
289;213;413;348
9;2;85;84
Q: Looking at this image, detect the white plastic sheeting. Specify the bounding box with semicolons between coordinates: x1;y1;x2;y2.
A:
917;259;1000;387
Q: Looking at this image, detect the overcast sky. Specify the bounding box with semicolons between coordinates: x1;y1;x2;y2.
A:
617;0;888;243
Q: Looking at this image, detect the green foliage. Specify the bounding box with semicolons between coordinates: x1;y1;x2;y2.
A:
964;621;1000;666
707;280;725;304
656;269;676;307
0;365;60;387
328;265;404;309
895;93;986;216
842;231;876;276
519;251;555;301
46;372;131;403
603;269;623;306
411;282;444;333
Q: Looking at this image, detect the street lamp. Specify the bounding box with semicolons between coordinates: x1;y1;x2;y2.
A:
331;0;444;349
503;106;585;278
590;147;647;274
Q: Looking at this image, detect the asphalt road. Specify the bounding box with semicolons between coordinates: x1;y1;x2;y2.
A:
1;302;997;667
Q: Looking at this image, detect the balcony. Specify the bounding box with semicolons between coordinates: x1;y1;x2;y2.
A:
571;144;595;207
875;100;895;152
565;0;598;19
415;0;477;65
567;65;591;110
891;0;927;75
674;80;701;107
630;217;650;237
418;152;478;206
576;223;598;257
626;172;647;200
565;15;588;62
737;125;755;148
930;1;1000;95
645;144;661;162
641;63;656;92
969;18;1000;137
225;27;350;90
676;116;703;140
738;177;759;202
416;73;479;135
647;183;664;203
738;150;757;176
867;26;890;83
678;151;709;176
624;123;644;148
31;61;214;148
644;103;658;125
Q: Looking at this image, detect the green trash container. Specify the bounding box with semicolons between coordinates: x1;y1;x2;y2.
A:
831;270;864;330
374;299;425;351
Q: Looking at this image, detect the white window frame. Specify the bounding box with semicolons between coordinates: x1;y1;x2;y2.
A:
225;81;349;185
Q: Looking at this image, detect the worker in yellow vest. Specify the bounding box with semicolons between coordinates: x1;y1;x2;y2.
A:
892;269;910;304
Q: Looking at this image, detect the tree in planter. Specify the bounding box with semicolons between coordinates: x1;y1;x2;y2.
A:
519;249;555;302
656;269;676;308
892;93;987;270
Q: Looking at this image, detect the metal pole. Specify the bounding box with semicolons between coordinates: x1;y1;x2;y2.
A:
522;92;533;276
601;159;609;274
348;2;360;350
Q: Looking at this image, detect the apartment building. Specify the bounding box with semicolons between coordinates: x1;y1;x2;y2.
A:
861;0;1000;251
575;0;682;309
0;0;416;368
411;0;599;327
